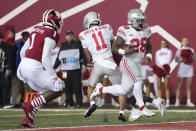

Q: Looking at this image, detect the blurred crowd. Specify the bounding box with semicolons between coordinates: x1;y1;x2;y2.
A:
0;26;195;109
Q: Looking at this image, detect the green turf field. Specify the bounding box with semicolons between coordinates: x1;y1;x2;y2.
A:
0;109;196;130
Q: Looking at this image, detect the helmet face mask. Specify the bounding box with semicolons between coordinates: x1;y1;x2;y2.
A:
83;12;101;29
128;9;147;30
42;9;63;33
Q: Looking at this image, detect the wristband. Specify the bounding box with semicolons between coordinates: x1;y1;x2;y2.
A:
146;53;152;60
118;49;125;55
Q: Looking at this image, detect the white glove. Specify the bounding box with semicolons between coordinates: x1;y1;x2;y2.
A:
52;77;65;91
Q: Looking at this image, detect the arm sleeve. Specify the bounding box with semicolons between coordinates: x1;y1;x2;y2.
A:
53;48;61;69
20;38;30;59
79;32;88;48
79;41;87;66
42;37;57;77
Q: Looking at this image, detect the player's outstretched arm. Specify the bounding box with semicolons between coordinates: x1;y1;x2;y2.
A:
112;36;135;55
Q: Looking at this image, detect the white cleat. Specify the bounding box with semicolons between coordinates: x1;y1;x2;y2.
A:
90;83;103;100
140;106;156;117
129;108;143;121
157;98;167;117
187;102;195;107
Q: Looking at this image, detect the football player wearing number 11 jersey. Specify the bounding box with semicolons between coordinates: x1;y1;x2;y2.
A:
79;12;126;120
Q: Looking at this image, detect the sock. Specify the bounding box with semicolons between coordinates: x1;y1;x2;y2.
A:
90;101;95;106
119;110;124;115
133;81;144;107
31;95;46;109
102;84;126;96
166;99;170;104
187;99;191;103
176;99;179;104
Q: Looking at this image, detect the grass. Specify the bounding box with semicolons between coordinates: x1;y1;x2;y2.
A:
0;109;196;130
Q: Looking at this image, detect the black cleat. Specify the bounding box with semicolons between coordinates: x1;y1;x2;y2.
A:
84;104;96;118
118;113;127;122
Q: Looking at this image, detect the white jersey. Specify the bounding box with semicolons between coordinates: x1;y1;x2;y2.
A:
117;25;151;64
155;48;172;67
79;24;113;63
175;46;195;77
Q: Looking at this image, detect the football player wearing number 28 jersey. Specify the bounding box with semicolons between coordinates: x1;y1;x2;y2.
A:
17;9;64;128
91;9;155;118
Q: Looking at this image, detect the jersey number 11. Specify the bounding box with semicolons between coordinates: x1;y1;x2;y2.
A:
92;31;107;51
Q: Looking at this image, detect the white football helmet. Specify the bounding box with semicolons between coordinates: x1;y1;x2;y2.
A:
83;11;101;29
128;9;147;30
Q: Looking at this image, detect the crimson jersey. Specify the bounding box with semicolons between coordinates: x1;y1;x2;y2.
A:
25;26;59;62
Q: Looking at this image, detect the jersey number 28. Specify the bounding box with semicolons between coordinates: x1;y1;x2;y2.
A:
130;37;147;53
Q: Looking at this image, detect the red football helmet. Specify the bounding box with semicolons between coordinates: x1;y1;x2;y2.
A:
42;9;63;32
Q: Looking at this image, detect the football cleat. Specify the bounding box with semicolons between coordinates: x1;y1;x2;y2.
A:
118;113;128;122
129;108;143;121
90;83;103;100
22;102;37;120
140;106;155;117
187;102;195;107
157;98;167;117
84;104;96;118
21;116;38;128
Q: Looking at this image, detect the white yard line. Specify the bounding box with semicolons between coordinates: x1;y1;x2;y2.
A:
0;108;196;112
0;0;38;25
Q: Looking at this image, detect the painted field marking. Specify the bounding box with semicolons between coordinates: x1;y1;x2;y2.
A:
1;108;196;112
0;0;38;25
15;0;105;40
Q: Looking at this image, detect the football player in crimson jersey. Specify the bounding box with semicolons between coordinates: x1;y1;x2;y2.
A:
79;12;125;120
17;9;64;128
91;9;157;118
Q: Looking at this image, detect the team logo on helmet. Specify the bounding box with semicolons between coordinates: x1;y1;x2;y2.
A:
42;9;63;32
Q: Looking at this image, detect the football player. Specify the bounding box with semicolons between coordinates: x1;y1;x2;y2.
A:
91;9;155;118
79;12;127;121
17;9;64;128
